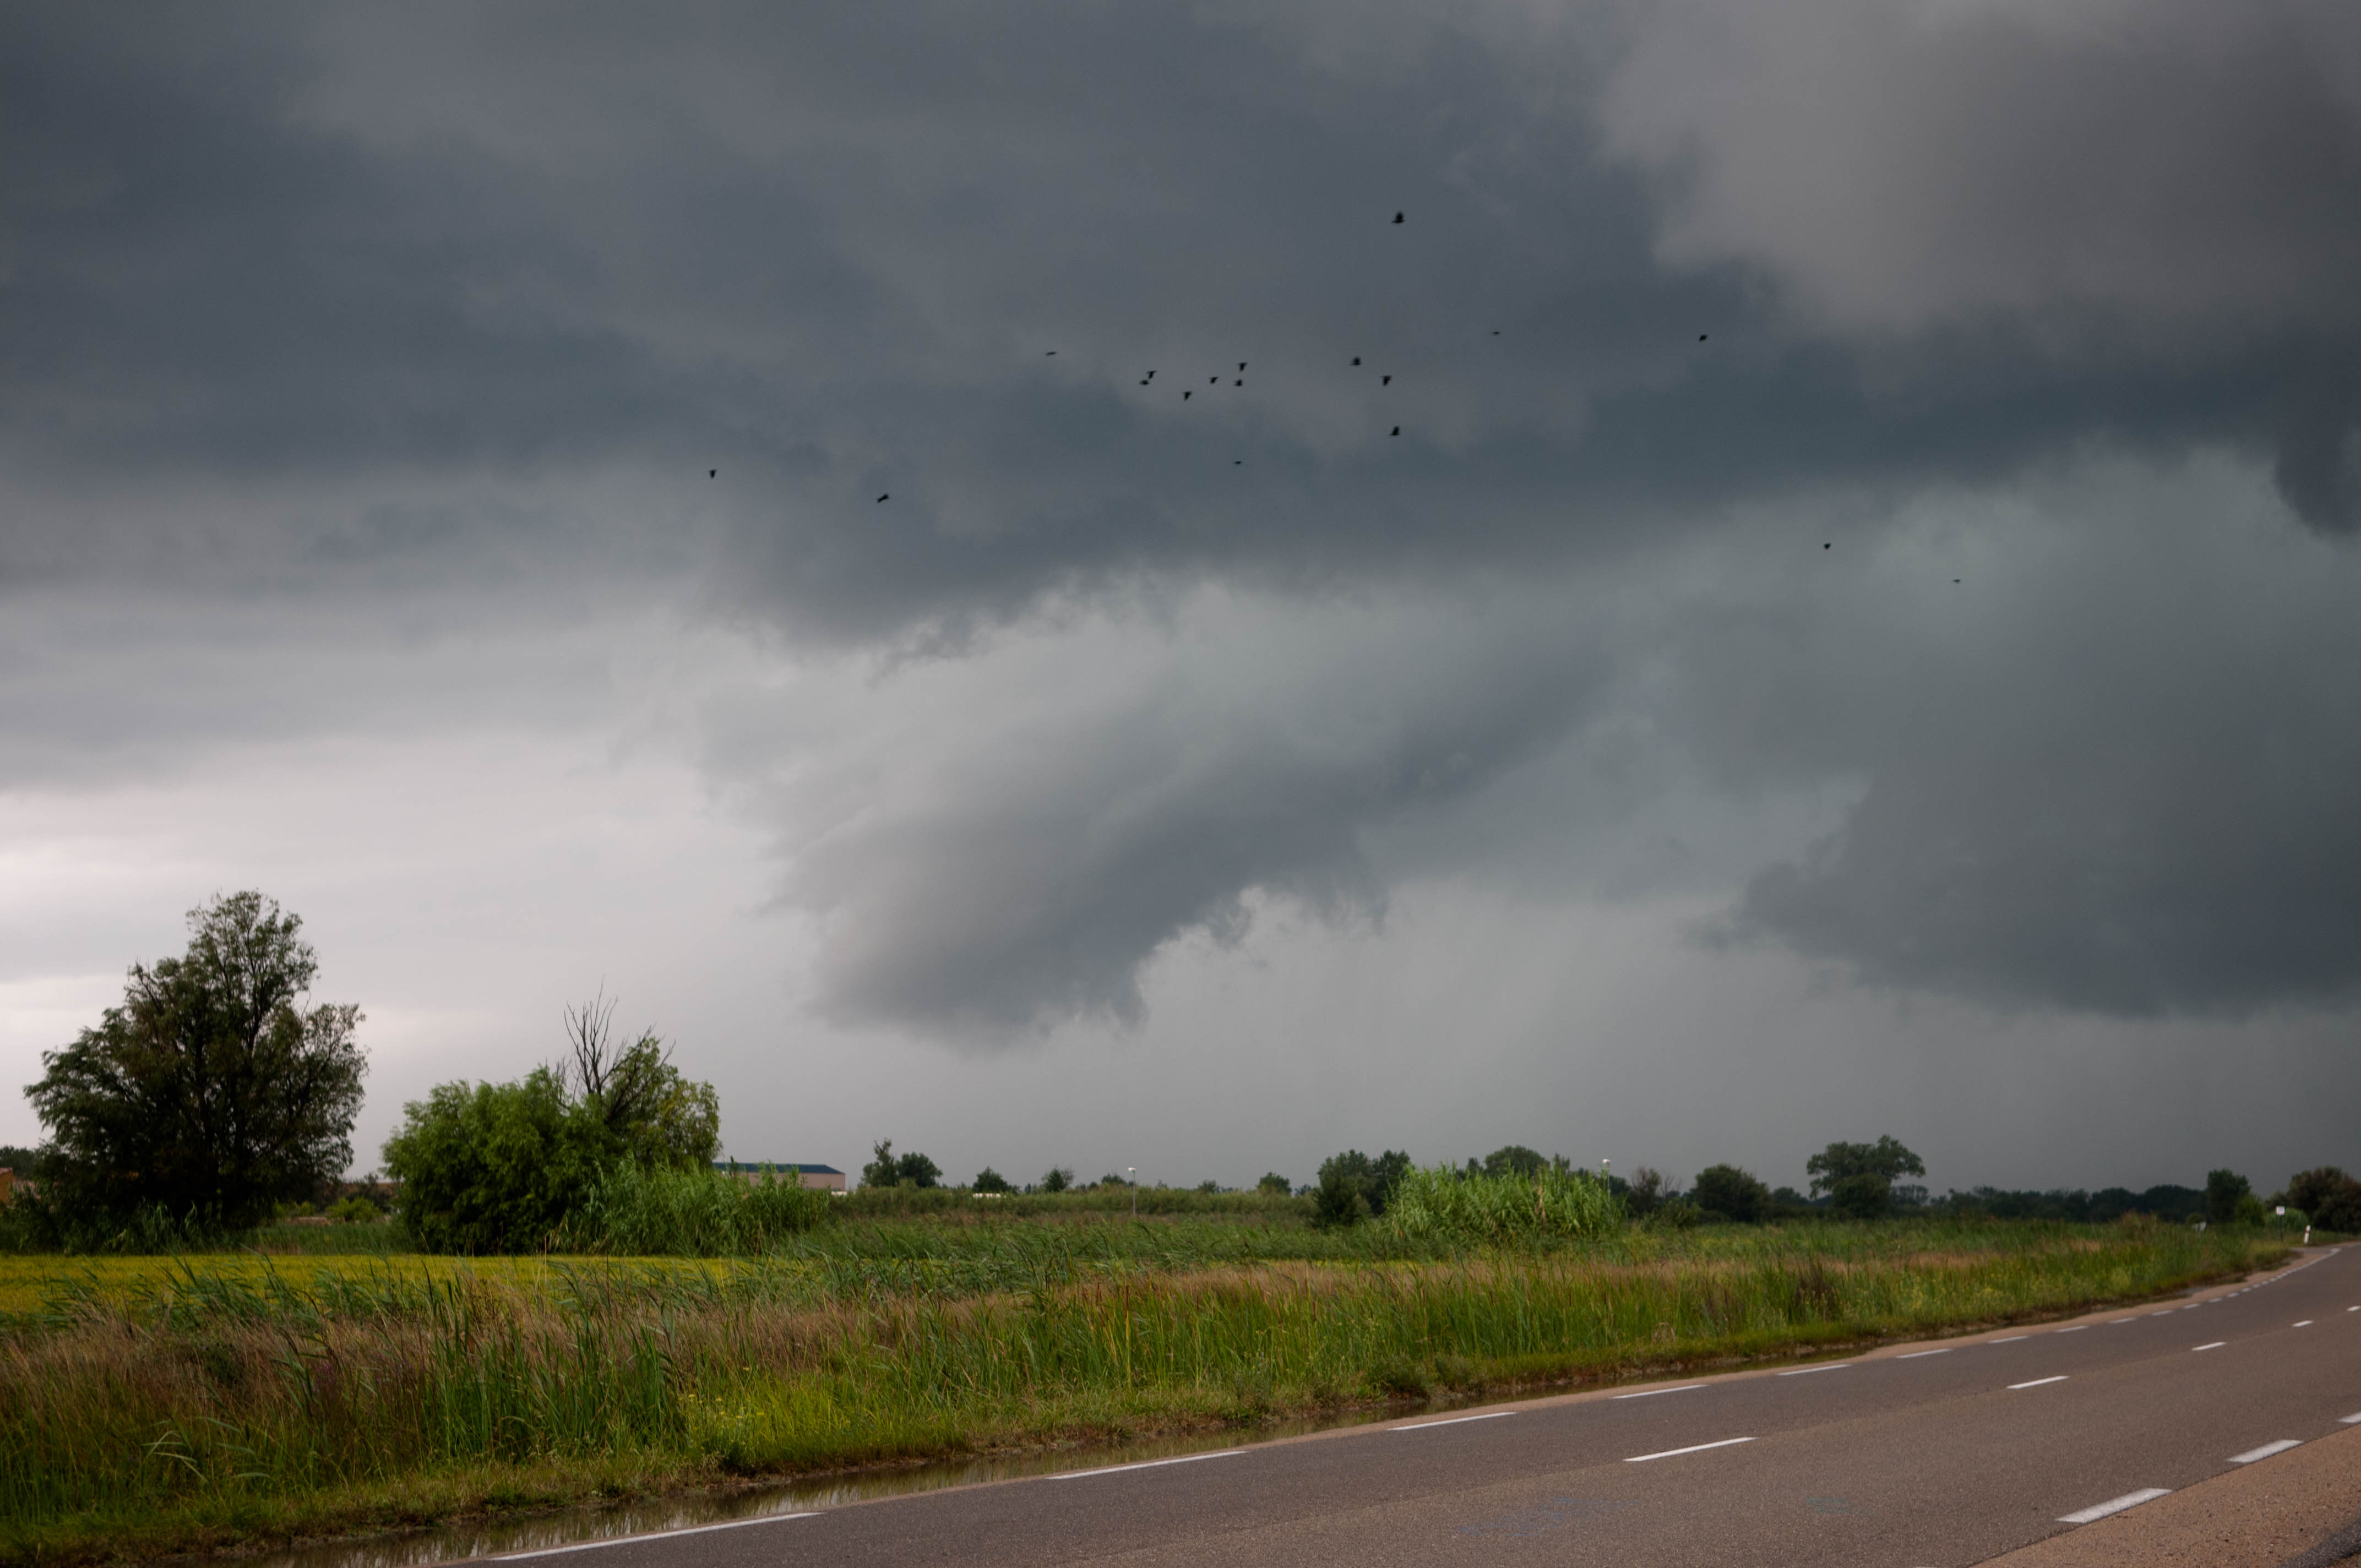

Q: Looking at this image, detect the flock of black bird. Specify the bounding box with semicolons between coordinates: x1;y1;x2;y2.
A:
703;211;1965;581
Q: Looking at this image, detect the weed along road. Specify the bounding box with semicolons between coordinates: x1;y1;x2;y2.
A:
504;1248;2361;1568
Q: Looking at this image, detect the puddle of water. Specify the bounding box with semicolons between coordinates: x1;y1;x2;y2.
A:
241;1402;1441;1568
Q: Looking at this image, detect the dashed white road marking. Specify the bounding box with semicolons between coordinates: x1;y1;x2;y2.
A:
2008;1376;2069;1390
1625;1436;1755;1463
2193;1342;2227;1352
498;1515;815;1558
2055;1325;2088;1333
2109;1319;2136;1325
2340;1413;2361;1425
1050;1450;1245;1478
2294;1320;2314;1327
2151;1310;2175;1317
1392;1412;1514;1431
2229;1440;2303;1464
2059;1489;2171;1525
1776;1363;1851;1376
1990;1336;2030;1343
1611;1384;1706;1400
1896;1348;1952;1359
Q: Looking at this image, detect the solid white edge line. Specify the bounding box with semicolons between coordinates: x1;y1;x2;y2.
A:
1896;1348;1952;1358
498;1514;814;1559
1775;1363;1851;1376
1624;1436;1755;1463
2228;1440;2303;1464
2008;1376;2068;1390
1048;1450;1245;1479
1393;1411;1515;1430
1611;1384;1707;1400
2059;1488;2171;1525
2193;1342;2227;1352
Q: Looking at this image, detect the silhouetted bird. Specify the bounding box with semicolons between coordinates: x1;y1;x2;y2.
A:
1492;330;1500;336
1146;371;1155;380
1210;376;1219;385
709;470;717;478
1381;375;1391;385
1046;350;1056;356
1234;460;1242;465
1234;379;1243;386
877;493;889;503
1698;334;1709;342
1393;212;1404;224
1238;362;1247;371
1352;357;1362;366
1954;578;1962;584
1824;542;1831;549
1390;426;1400;437
1183;390;1192;400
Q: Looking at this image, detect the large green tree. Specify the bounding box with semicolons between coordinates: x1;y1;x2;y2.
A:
26;892;366;1229
1806;1136;1927;1219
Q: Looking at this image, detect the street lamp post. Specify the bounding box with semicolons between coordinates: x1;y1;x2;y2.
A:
1128;1167;1136;1216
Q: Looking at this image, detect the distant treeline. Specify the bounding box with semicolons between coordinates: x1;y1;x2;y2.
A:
1930;1185;2207;1223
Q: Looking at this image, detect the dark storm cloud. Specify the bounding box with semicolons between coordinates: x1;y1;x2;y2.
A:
1685;465;2361;1015
6;1;2360;1033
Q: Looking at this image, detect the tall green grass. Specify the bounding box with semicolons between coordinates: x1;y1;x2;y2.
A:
564;1166;835;1256
0;1223;2284;1564
1383;1164;1624;1245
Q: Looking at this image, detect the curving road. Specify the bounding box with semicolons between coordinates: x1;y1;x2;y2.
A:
503;1246;2361;1567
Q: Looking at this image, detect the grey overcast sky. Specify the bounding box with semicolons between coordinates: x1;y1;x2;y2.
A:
6;0;2360;1195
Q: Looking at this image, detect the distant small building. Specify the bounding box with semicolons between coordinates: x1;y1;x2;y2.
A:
714;1161;846;1193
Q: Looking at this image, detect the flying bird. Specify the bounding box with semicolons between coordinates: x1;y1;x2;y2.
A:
1492;330;1501;336
1146;370;1156;380
1698;334;1709;342
877;493;889;503
709;470;716;478
1045;350;1056;356
1210;376;1218;385
1824;542;1831;549
1392;211;1404;223
1234;379;1243;386
1381;375;1391;385
1234;459;1243;465
1352;356;1361;366
1390;426;1400;437
1183;390;1192;400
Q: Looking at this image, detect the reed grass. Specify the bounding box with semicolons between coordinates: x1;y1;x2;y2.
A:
0;1221;2283;1565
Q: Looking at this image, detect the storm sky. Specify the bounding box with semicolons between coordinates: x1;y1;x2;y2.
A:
6;0;2360;1195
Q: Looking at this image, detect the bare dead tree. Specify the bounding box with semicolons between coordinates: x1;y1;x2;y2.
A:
560;991;670;1135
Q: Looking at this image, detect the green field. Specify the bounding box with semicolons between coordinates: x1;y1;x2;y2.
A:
0;1208;2287;1567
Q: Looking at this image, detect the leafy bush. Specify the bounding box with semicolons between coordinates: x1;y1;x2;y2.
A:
1256;1172;1292;1196
1383;1163;1625;1246
861;1140;941;1189
382;1071;606;1253
1311;1150;1412;1227
382;1001;720;1254
1691;1164;1772;1224
325;1195;382;1224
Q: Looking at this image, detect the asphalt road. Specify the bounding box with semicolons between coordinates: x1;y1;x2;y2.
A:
507;1246;2361;1568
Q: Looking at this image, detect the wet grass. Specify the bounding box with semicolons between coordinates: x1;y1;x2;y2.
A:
0;1219;2286;1566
